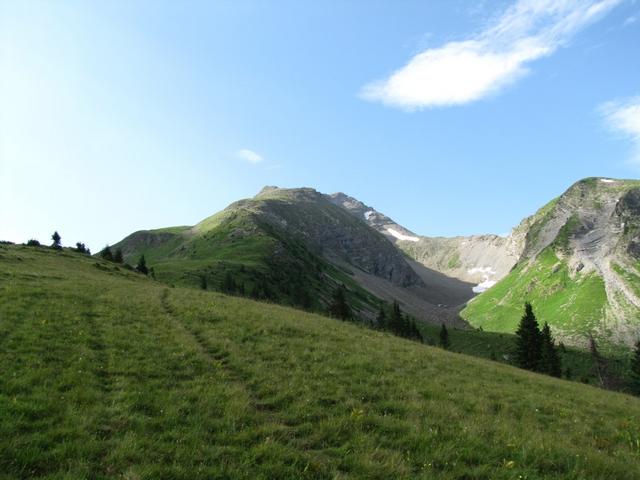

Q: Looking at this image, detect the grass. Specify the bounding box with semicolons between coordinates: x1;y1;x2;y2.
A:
1;244;640;479
461;248;608;341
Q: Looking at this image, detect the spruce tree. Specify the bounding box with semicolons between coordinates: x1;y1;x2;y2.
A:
514;302;542;371
200;275;208;290
51;231;61;249
439;324;450;349
376;305;387;330
539;322;562;377
114;248;124;264
328;284;352;320
136;255;149;275
390;300;403;335
629;340;640;395
100;245;114;262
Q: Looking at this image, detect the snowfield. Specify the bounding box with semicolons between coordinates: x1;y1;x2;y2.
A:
386;228;419;242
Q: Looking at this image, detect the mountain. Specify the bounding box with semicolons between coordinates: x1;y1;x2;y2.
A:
113;186;474;324
328;192;522;290
2;243;639;479
461;178;640;348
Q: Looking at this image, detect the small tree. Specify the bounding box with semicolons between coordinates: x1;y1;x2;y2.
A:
376;305;387;329
100;245;114;262
75;242;89;254
328;284;352;320
200;275;208;290
51;231;61;250
114;248;124;264
390;300;403;335
589;335;608;388
439;323;450;349
539;323;561;377
630;340;640;395
514;302;542;371
26;239;41;247
136;255;149;275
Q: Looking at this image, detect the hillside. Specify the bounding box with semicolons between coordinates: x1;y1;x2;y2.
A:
113;187;474;324
1;244;640;479
462;178;640;348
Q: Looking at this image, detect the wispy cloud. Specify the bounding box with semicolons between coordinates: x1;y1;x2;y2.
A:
600;96;640;164
236;148;263;164
361;0;621;110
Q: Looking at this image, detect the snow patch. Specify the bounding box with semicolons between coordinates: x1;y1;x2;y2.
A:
386;228;419;242
472;276;497;293
468;266;496;276
600;178;615;183
364;210;375;220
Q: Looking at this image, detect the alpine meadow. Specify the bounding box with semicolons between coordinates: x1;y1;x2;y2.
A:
2;1;640;479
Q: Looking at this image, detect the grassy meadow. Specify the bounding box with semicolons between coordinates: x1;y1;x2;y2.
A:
1;244;640;479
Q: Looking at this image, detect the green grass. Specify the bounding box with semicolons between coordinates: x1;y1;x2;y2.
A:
461;248;608;341
1;244;640;479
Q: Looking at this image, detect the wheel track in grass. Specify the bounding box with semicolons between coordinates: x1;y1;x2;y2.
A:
158;288;294;425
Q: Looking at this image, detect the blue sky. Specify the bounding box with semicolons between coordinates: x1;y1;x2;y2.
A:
1;0;640;251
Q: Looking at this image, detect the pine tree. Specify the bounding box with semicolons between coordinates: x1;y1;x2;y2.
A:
200;275;208;290
539;322;562;377
100;245;114;262
629;340;640;395
390;300;403;335
75;242;88;254
223;272;236;293
51;231;61;250
410;319;423;343
589;335;608;388
376;305;387;330
514;302;542;371
114;248;124;264
328;284;352;320
136;255;149;275
439;324;450;349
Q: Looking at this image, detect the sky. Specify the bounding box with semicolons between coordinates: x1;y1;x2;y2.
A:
1;0;640;251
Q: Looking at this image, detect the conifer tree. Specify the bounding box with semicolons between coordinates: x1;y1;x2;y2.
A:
114;248;124;264
100;245;114;262
629;340;640;395
136;255;149;275
376;305;387;330
540;322;562;377
439;323;450;349
390;300;403;335
514;302;542;371
328;284;352;320
200;275;208;290
75;242;88;254
51;231;61;249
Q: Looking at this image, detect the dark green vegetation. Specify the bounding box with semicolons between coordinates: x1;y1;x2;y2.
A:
2;244;640;478
514;303;561;377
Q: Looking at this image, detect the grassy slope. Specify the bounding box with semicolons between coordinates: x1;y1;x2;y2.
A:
461;248;608;339
113;193;383;315
1;245;640;479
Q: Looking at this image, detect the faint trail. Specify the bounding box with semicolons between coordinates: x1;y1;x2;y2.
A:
158;289;284;416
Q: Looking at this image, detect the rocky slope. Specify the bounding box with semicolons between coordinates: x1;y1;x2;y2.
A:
328;192;522;291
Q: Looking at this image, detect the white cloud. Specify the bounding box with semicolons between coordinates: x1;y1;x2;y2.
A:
600;96;640;164
236;148;263;164
361;0;621;109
